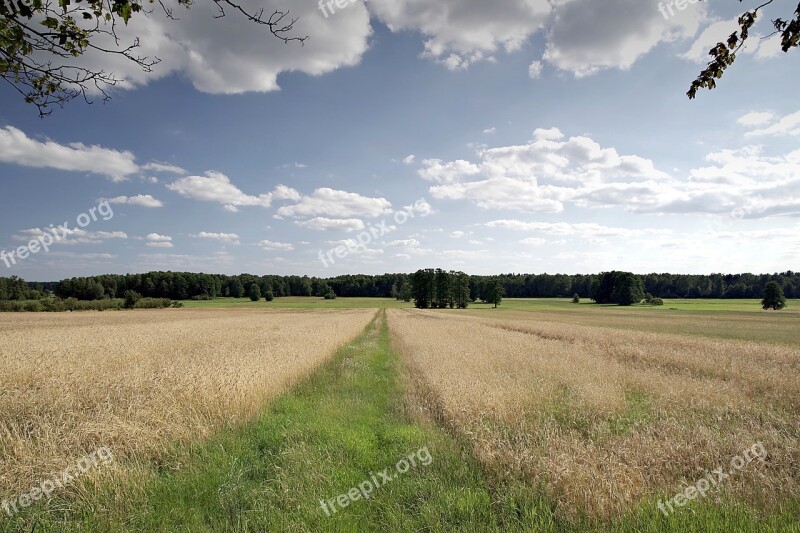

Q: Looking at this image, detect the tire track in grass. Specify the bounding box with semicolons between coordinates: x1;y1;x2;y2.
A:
21;310;547;531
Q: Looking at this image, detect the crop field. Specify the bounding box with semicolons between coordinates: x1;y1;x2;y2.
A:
1;303;798;531
389;308;800;527
0;309;374;502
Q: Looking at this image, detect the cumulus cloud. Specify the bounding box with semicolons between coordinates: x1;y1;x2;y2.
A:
296;217;366;232
14;227;128;245
487;219;669;237
73;1;371;95
403;198;435;217
166;171;277;211
743;111;800;137
0;126;138;182
146;233;173;248
420;128;670;212
104;195;164;208
520;237;547;246
387;239;420;247
195;232;241;243
528;60;543;79
259;240;295;251
738;111;776;127
277;188;392;218
272;185;302;202
542;0;705;76
142;162;186;175
369;0;552;69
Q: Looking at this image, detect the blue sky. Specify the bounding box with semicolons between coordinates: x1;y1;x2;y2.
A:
1;0;799;280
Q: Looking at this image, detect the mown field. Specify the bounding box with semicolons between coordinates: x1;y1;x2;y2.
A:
1;301;798;531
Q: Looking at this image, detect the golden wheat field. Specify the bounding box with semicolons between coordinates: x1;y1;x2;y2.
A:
0;309;375;497
388;309;800;521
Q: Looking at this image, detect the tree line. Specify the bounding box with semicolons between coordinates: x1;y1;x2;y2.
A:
1;270;798;302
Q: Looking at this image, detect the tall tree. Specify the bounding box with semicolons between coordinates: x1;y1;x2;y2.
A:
411;269;436;309
762;281;787;310
611;273;645;306
434;269;452;309
486;278;504;309
229;279;245;299
454;272;470;309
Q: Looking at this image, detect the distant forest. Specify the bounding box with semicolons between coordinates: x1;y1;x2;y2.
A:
1;271;798;301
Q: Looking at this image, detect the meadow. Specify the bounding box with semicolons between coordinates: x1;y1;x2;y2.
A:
0;299;798;531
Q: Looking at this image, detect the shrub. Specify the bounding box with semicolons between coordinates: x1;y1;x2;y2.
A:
249;284;262;302
23;301;43;312
264;291;275;302
572;293;580;304
651;298;664;306
134;298;173;309
324;292;337;300
123;290;142;309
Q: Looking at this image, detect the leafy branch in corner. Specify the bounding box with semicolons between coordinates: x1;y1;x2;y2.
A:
0;0;307;117
688;0;799;99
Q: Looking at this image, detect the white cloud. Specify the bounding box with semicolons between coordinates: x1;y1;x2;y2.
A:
104;195;164;208
277;188;392;218
74;1;372;95
146;233;172;242
528;60;543;79
195;232;241;243
0;126;138;182
259;240;295;251
487;219;669;238
370;0;550;69
387;239;420;247
14;227;128;245
166;171;275;211
738;111;775;127
543;0;705;77
421;128;670;212
403;155;417;165
272;185;302;202
146;241;174;249
419;159;481;184
520;237;547;246
404;198;435;217
296;217;366;232
744;111;800;137
142;162;186;175
483;127;497;135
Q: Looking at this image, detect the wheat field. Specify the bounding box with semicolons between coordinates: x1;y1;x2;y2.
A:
0;309;375;497
388;308;800;522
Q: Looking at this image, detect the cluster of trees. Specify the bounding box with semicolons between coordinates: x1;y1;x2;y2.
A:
44;272;417;301
591;272;646;306
485;272;800;300
0;276;45;300
410;269;471;309
3;270;799;304
409;269;504;309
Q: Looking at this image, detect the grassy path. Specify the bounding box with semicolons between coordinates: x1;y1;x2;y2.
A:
18;310;553;531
